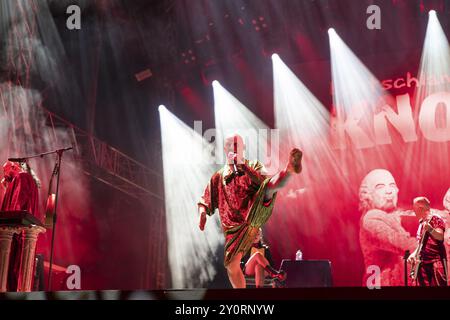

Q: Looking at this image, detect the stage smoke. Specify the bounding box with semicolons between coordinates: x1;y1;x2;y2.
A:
212;81;280;174
159;105;223;288
272;53;348;236
401;9;450;191
0;0;95;286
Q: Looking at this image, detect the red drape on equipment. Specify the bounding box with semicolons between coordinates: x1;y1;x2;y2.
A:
1;172;40;291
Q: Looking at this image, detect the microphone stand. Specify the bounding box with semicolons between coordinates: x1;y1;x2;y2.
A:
9;147;72;291
47;148;66;291
403;250;410;287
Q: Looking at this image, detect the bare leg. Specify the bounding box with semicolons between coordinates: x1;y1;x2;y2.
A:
226;252;245;289
255;265;265;288
245;252;271;288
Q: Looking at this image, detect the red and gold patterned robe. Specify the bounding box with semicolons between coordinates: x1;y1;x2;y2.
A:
198;160;277;266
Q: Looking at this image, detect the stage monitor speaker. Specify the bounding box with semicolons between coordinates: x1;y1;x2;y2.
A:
279;259;332;288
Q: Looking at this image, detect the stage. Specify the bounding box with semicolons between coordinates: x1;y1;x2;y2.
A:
2;287;450;300
2;0;450;302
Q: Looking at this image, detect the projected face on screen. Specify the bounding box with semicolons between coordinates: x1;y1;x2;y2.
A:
444;188;450;212
360;169;399;212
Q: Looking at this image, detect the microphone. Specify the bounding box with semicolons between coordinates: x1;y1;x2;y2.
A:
56;147;73;156
232;137;240;175
233;157;239;175
228;152;239;175
7;157;26;163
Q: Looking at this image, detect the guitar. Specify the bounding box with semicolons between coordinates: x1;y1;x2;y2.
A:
409;218;431;281
45;193;56;228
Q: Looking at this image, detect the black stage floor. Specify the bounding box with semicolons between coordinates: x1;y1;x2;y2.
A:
1;287;450;300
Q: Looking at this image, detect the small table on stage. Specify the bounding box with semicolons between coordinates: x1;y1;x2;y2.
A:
0;211;46;292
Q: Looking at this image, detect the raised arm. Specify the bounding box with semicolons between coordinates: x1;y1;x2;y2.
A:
362;210;417;254
265;148;302;200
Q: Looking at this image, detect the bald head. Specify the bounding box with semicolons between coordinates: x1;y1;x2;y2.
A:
413;196;430;219
359;169;399;212
223;134;245;164
444;188;450;212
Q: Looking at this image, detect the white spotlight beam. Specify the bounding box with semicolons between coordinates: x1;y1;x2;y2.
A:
159;106;223;288
415;9;450;105
272;54;331;147
272;54;351;231
329;29;388;119
328;29;399;152
401;9;450;185
212;81;279;173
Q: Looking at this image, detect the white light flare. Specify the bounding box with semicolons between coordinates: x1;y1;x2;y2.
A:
159;106;223;288
272;53;348;234
212;81;280;174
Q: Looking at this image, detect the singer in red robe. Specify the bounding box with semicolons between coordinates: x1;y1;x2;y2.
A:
1;161;41;291
198;134;302;288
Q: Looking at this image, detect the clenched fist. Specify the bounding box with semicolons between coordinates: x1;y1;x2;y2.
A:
287;148;303;174
199;210;207;231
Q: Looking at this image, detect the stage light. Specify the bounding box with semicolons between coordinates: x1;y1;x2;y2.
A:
328;29;395;150
212;81;279;173
181;49;196;64
159;107;223;288
401;6;450;186
272;54;332;150
251;16;268;32
158;105;166;112
415;6;450;105
328;28;336;36
272;54;346;234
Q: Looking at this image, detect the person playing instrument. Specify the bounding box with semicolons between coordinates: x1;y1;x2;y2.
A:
359;169;417;286
442;188;450;264
198;134;302;288
1;160;41;291
408;197;447;286
241;228;286;288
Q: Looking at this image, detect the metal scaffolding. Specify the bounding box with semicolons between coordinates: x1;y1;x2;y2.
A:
1;1;164;202
43;108;164;202
1;0;168;290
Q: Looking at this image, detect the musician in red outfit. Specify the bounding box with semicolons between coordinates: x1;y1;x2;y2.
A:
408;197;447;286
198;134;302;288
1;161;41;291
